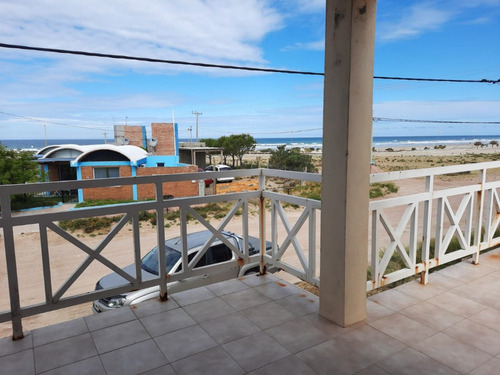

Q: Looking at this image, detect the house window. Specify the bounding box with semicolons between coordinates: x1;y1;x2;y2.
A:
94;167;120;179
156;162;165;167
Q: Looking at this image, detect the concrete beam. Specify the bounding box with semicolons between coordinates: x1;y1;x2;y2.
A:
319;0;377;326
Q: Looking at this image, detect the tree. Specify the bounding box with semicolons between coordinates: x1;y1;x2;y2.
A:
268;145;317;172
0;143;43;185
229;134;256;167
218;136;231;165
214;134;256;167
200;138;220;165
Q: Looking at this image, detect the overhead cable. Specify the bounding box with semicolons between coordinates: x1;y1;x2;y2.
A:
1;43;499;84
373;117;500;125
0;110;110;131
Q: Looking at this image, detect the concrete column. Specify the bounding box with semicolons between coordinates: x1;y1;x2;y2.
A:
319;0;377;326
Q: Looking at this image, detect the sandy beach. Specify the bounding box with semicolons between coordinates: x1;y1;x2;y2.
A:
1;142;499;338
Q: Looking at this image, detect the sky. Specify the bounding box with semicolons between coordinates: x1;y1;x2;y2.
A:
0;0;499;141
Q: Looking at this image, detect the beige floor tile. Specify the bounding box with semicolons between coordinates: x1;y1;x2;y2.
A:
399;301;464;331
366;299;394;322
266;317;330;353
34;333;98;373
368;289;419;311
396;279;446;300
443;319;500;356
412;332;491;374
200;312;260;345
437;261;498;282
470;307;500;332
468;357;500;375
222;331;290;372
369;313;437;345
249;355;317;375
298;325;405;375
377;347;459;375
100;339;168;375
241;301;297;330
427;291;487;317
154;325;217;362
171;347;244;375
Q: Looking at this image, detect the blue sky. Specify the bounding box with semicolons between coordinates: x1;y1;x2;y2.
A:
0;0;499;140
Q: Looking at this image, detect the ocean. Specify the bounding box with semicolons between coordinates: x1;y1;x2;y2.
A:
1;135;500;152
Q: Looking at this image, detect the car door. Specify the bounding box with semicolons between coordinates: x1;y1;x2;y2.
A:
167;250;211;294
206;242;239;284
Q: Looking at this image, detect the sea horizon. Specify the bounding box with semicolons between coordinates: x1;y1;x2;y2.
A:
2;134;500;151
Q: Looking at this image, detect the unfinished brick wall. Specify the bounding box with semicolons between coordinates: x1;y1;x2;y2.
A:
151;123;175;156
114;125;145;148
80;166;133;201
80;165;198;201
136;165;198;200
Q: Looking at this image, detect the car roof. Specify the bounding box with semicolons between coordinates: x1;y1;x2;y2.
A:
165;230;234;252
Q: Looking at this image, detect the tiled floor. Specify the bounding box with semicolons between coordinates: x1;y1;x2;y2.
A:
3;248;500;374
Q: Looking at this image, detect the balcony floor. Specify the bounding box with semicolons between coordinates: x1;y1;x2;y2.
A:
3;248;500;374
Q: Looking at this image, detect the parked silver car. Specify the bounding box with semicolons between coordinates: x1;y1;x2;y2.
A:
92;230;271;312
204;164;234;182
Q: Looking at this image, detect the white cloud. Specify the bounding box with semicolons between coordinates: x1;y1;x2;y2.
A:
282;39;324;52
295;0;325;13
0;0;284;66
378;3;453;41
377;0;500;42
374;100;500;122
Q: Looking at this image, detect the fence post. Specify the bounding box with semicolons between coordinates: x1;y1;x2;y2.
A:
1;193;24;339
473;168;486;264
155;181;168;301
421;175;433;284
259;169;266;275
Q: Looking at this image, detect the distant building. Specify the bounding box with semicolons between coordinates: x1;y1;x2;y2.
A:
178;142;223;169
35;123;198;202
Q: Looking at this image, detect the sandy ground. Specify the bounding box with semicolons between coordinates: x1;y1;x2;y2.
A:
1;143;498;338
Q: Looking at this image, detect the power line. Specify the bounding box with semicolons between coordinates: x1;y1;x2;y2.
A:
1;42;499;84
0;110;111;131
373;76;499;84
0;43;323;76
3;108;499;137
373;117;500;125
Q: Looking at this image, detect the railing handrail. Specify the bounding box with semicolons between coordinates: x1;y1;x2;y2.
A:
370;160;500;184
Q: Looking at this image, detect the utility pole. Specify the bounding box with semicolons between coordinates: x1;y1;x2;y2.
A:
188;126;193;142
103;131;107;143
44;124;47;146
192;111;202;142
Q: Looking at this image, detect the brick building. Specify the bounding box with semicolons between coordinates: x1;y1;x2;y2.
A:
36;123;198;202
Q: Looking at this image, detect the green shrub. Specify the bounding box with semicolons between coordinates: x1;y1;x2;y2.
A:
59;215;123;233
10;195;61;211
75;199;136;208
369;182;398;198
138;210;156;221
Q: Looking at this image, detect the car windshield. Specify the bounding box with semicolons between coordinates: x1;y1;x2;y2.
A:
141;246;181;275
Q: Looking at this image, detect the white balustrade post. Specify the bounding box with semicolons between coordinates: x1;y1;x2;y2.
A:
1;194;24;339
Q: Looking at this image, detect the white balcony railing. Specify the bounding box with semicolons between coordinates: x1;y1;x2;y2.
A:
2;163;500;339
0;169;320;339
368;161;500;290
